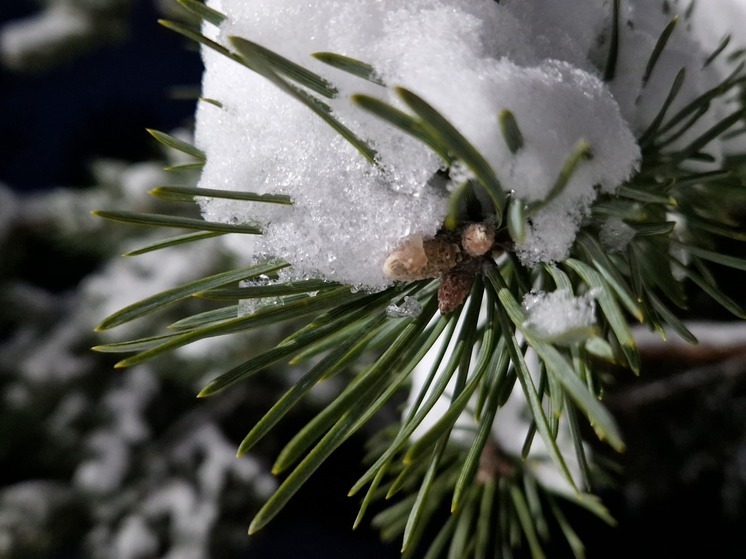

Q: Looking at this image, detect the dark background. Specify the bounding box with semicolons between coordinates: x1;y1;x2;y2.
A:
0;1;202;194
2;2;746;558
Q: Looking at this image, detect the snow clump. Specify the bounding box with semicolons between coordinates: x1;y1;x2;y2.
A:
522;289;598;343
195;0;739;286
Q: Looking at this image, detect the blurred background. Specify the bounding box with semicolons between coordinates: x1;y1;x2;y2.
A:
1;1;746;558
1;0;201;193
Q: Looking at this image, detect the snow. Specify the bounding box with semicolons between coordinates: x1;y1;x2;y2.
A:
73;369;160;494
690;0;746;146
195;0;662;284
608;1;740;163
74;431;130;494
103;367;159;444
194;0;746;278
142;480;214;559
0;481;77;556
172;423;273;500
522;289;598;344
668;211;692;280
112;515;159;559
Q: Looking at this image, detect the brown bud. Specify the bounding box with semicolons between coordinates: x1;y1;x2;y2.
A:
438;265;476;315
383;234;462;281
461;222;495;257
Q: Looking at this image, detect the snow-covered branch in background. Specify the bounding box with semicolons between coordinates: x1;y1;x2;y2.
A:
0;0;132;71
0;147;279;559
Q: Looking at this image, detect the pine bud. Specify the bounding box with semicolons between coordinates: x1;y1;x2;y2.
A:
383;234;462;281
438;259;479;315
461;223;495;257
